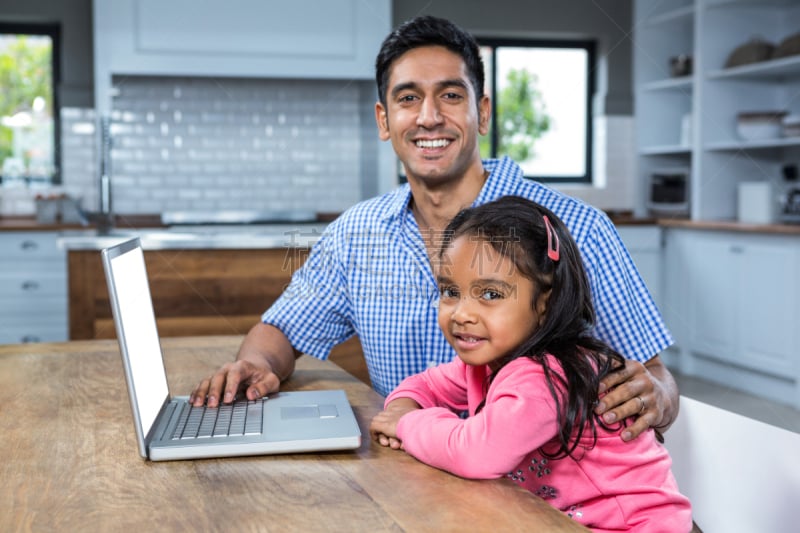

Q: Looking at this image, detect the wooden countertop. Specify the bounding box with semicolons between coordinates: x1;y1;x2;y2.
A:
0;215;89;231
7;213;797;235
0;336;586;532
659;218;800;235
0;214;164;232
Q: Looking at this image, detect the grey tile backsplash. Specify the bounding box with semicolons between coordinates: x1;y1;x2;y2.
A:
61;76;381;217
60;107;99;214
59;77;639;218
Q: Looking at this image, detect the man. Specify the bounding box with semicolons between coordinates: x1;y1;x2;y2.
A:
191;15;679;441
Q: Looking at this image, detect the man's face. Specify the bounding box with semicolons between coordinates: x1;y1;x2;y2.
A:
375;46;490;187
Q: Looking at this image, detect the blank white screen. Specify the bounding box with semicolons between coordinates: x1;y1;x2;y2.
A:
110;246;170;436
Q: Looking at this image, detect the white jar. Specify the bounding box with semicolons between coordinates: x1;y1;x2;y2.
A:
737;182;775;224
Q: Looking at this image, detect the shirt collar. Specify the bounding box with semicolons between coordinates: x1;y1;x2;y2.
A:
382;182;414;222
381;156;525;222
473;156;525;207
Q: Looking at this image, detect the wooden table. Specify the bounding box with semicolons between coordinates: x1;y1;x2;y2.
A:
0;336;587;532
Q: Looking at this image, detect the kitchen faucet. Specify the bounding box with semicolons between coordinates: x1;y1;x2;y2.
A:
94;114;114;234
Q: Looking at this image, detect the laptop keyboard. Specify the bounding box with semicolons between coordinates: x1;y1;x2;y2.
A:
171;399;265;440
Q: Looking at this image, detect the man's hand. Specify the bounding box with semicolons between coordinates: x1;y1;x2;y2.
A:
189;323;298;407
594;355;679;442
370;398;422;449
189;359;281;407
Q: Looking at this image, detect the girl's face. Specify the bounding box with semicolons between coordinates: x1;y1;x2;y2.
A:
437;235;544;369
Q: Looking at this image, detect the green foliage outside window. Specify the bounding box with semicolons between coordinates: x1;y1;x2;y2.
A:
0;35;53;168
480;68;550;163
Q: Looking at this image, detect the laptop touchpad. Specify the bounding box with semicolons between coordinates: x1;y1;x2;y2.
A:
281;405;339;419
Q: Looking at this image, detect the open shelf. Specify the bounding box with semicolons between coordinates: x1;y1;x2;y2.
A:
640;144;692;156
705;137;800;151
708;55;800;81
642;76;694;92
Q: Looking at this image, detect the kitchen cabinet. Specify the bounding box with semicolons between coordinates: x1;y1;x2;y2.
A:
67;246;368;384
663;228;800;409
93;0;391;114
616;225;663;310
0;232;67;344
633;1;694;218
660;228;691;369
634;0;800;220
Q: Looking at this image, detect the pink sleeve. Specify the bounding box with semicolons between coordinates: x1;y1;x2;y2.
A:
395;358;560;479
384;359;470;413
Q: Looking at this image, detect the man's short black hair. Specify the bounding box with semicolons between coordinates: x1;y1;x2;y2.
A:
375;15;485;108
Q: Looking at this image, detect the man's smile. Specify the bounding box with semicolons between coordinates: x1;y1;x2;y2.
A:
415;138;452;149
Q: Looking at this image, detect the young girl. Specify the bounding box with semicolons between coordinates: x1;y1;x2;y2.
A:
370;196;692;532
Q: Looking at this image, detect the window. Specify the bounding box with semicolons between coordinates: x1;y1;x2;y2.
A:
0;23;60;185
479;39;594;183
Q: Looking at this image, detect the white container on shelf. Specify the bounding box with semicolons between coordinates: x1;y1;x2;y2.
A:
782;114;800;137
736;112;786;142
737;181;775;224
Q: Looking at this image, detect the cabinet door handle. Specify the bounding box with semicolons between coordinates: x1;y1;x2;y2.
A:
21;335;41;343
20;240;39;251
21;280;40;291
730;245;744;254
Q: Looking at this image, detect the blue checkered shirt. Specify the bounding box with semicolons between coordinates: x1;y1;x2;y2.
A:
263;157;673;396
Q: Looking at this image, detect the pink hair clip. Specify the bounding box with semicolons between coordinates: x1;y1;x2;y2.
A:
543;215;560;261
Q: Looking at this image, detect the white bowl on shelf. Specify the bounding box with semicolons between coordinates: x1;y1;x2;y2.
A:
736;111;787;141
782;114;800;137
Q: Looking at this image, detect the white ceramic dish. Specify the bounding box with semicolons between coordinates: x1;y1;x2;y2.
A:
737;122;782;141
736;111;786;141
782;114;800;137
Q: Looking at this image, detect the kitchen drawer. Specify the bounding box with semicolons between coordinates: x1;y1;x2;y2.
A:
0;231;64;260
0;271;67;298
0;294;67;317
0;318;68;344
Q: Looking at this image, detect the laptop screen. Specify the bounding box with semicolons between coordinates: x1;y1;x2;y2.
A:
105;241;170;440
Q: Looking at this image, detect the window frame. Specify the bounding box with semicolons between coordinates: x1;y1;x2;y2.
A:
0;22;61;185
478;37;596;184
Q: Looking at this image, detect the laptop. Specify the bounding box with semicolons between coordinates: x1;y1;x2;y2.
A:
101;237;361;461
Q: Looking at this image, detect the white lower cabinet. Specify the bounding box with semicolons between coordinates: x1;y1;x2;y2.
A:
617;225;663;311
664;228;800;409
0;232;68;344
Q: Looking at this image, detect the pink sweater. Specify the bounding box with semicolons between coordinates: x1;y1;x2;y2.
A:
385;356;692;532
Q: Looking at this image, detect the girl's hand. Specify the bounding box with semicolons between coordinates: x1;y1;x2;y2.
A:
369;398;421;449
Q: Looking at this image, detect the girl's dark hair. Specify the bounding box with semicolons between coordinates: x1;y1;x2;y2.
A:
375;15;485;108
439;195;626;459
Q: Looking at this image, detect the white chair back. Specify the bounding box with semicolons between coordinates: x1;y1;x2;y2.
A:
665;396;800;532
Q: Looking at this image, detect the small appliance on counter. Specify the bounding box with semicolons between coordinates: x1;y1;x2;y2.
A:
647;168;690;217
